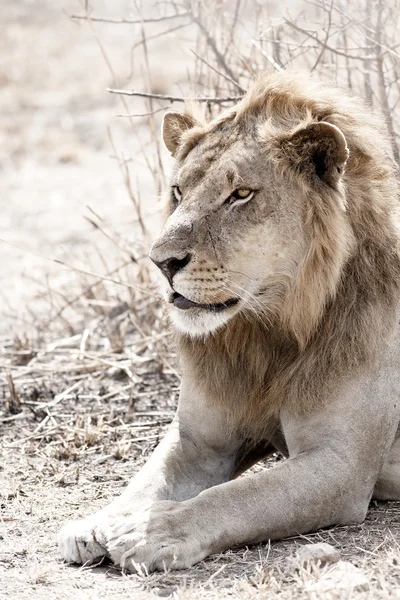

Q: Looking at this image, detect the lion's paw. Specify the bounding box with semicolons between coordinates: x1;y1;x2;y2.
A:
104;501;207;572
58;514;109;565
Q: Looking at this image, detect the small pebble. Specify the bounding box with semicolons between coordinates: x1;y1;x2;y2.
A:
292;542;341;569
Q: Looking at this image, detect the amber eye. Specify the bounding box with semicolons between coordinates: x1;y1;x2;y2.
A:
172;186;182;202
225;188;255;207
233;189;252;199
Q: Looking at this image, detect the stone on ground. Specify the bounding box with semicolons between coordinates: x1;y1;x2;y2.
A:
293;542;341;569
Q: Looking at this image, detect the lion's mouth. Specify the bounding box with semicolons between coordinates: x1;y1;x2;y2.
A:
170;292;239;313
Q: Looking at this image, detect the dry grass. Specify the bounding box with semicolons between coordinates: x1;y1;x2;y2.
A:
2;0;400;598
2;318;400;595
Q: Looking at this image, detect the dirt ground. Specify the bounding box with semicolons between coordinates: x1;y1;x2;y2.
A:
2;347;400;600
2;1;400;599
3;327;400;600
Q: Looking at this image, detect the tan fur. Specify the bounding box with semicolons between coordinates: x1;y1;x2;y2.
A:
58;72;400;573
166;71;400;434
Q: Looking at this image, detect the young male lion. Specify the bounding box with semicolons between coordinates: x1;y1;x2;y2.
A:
59;72;400;572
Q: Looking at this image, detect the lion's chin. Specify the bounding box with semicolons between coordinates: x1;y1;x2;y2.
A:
169;303;239;337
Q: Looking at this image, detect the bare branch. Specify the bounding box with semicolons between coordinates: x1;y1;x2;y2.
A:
0;238;151;294
129;22;190;53
251;40;283;72
190;10;241;88
223;0;242;56
375;0;400;164
116;107;168;118
284;18;378;62
69;11;190;25
363;0;373;105
189;49;246;92
107;88;244;104
44;261;134;326
311;0;334;71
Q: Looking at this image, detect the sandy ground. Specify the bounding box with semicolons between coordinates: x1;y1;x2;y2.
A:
2;1;400;599
2;377;400;600
3;343;400;600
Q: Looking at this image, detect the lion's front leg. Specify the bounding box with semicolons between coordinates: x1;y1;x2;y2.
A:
103;374;400;572
58;380;240;565
100;452;355;572
95;448;362;572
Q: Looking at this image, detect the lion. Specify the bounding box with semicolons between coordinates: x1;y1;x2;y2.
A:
58;71;400;572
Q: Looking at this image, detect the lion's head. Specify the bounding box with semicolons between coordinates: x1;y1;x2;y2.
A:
150;72;399;348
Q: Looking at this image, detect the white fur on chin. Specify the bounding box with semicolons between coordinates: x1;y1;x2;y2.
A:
169;305;235;337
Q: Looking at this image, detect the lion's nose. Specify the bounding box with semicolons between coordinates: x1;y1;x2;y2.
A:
151;253;192;283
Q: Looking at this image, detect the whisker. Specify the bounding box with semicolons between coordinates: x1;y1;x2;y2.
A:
224;279;275;328
222;281;273;329
225;279;267;312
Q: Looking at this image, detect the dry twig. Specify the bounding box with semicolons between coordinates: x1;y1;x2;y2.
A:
69;12;190;25
107;88;244;104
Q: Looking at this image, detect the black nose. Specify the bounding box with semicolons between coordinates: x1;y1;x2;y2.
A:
152;253;192;282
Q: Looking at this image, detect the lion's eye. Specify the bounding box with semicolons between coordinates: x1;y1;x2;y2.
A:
172;186;182;202
225;188;254;208
234;189;252;199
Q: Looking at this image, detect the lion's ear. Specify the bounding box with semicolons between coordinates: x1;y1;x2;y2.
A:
162;112;200;156
281;122;349;188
